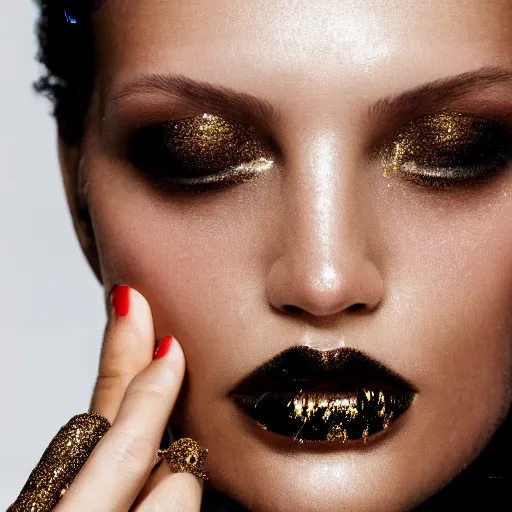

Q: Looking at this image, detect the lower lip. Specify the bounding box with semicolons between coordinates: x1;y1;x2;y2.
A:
232;389;414;443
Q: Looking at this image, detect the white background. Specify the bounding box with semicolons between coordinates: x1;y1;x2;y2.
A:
0;1;105;507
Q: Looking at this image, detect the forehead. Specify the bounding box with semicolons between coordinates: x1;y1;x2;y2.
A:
95;0;512;109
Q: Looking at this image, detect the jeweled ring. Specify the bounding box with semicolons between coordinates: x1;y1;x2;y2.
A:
158;437;210;480
7;412;111;512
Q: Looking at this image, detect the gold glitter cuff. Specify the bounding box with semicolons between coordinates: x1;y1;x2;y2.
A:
8;412;111;512
158;437;209;480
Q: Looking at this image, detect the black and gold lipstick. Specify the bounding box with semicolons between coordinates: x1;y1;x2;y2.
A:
230;347;415;443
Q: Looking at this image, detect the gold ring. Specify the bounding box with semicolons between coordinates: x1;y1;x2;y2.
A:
8;412;111;512
158;437;209;480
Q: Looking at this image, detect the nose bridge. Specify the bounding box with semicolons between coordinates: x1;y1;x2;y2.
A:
293;132;359;264
266;130;383;317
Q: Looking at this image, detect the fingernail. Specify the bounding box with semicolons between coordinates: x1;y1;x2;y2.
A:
154;336;174;359
112;285;130;317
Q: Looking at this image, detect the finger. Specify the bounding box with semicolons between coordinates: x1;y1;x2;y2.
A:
132;462;203;511
90;285;155;423
55;335;186;512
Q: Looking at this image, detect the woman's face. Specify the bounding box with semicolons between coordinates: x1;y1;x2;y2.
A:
69;0;512;510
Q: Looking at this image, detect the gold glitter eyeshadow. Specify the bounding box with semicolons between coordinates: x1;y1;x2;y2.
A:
129;113;274;190
166;113;270;171
379;112;512;186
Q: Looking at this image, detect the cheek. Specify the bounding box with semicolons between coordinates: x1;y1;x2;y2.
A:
380;183;512;466
87;162;278;375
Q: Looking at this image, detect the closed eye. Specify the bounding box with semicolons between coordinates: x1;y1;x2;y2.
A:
126;113;274;193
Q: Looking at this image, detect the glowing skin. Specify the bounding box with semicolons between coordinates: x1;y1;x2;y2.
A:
60;0;512;510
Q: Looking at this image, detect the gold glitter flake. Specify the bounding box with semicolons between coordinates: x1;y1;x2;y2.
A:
327;425;349;442
286;389;407;442
383;412;394;430
290;392;360;421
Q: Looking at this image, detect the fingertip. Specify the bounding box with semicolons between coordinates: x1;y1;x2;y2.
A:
153;335;186;376
111;286;152;322
106;286;155;354
170;337;187;376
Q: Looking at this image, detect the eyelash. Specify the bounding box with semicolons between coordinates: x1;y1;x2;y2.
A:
125;112;512;194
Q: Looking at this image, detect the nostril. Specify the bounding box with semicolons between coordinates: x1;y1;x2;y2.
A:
282;302;367;315
282;304;303;314
347;303;365;312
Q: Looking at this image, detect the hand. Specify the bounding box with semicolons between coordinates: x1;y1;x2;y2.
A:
54;286;203;511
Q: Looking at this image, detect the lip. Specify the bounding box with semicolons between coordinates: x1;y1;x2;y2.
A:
229;346;416;443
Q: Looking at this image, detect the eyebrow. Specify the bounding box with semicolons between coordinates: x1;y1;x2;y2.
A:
109;73;279;124
368;66;512;121
110;66;512;124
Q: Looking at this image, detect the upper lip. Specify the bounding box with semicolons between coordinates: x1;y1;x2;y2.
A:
230;346;416;397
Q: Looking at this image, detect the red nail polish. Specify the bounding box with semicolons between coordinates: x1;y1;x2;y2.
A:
154;336;173;359
113;286;130;317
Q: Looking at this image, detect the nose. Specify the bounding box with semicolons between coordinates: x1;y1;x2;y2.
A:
266;134;384;318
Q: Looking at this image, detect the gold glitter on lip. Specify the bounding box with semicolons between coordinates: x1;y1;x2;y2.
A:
285;389;401;443
231;346;416;444
234;388;413;444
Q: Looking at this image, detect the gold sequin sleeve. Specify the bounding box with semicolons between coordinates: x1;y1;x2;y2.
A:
8;413;111;512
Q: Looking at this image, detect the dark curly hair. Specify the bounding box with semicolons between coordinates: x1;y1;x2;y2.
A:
34;1;95;142
33;2;510;510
